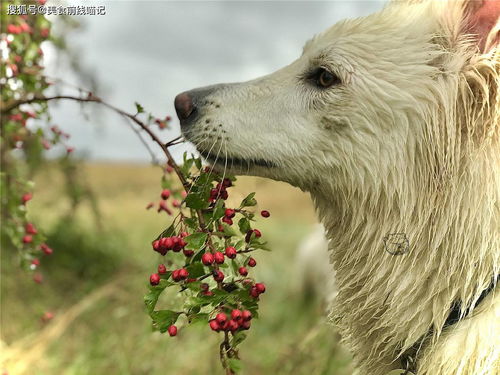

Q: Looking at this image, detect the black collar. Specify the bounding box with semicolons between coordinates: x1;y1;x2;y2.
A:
401;274;499;374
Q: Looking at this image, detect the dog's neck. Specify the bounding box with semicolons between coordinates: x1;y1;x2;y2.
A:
309;165;498;374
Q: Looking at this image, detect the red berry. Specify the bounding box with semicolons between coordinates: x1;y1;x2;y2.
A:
162;237;174;249
33;273;43;284
183;249;194;257
209;319;220;331
200;283;209;291
40;243;53;255
238;267;248;276
167;325;177;336
227;320;239;332
215;313;227;325
242;310;252;321
261;210;270;218
158;201;172;215
161;189;171;200
180;231;189;238
150;273;160;285
40;28;50;38
178;268;189;279
253;229;262;238
152;240;161;251
214;251;225;264
249;287;260;298
25;222;37;235
31;258;40;266
222;217;233;225
41;311;54;321
22;235;33;244
222;178;232;187
7;24;21;34
202;290;214;296
213;270;224;282
255;283;266;294
172;270;181;282
241;320;251;330
231;309;242;321
21;193;32;204
201;253;214;265
220;190;229;200
158;264;167;274
247;257;257;267
19;23;31;33
224;208;236;218
225;246;237;259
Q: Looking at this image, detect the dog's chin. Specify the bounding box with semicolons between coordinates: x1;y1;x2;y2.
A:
198;149;277;175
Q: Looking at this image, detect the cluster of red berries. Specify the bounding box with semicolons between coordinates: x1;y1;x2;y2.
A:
152;233;188;256
147;188;183;215
209;309;253;332
154;116;172;130
209;178;232;202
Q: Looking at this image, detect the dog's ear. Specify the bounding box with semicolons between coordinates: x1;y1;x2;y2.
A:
462;0;499;53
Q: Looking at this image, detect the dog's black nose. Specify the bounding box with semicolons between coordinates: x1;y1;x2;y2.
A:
174;92;196;125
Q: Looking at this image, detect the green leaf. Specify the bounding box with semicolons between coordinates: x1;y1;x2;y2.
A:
230;260;239;274
231;331;247;347
151;310;181;332
161;175;172;189
156;224;176;240
212;199;226;221
194;157;203;171
250;239;271;251
185;192;208;209
185;232;208;251
183;217;198;230
222;224;238;237
238;218;251;235
186;262;205;278
135;102;144;113
240;192;257;207
144;278;173;313
188;313;209;326
144;288;163;313
228;358;243;373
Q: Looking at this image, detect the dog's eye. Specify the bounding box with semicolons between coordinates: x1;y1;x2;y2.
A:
314;68;340;88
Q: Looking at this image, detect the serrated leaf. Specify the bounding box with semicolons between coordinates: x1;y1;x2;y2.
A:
240;192;257;207
222;224;238;237
238;218;251;235
185;192;208;209
188;313;209;325
161;175;172;189
228;358;243;372
185;232;207;251
156;224;176;240
186;262;205;278
212;199;226;221
151;310;181;332
135;102;144;113
144;288;163;313
231;331;247;347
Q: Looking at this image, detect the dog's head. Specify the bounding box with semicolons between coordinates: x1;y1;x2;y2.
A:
178;0;498;193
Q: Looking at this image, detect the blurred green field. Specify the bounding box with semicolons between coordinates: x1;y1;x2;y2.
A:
1;163;352;375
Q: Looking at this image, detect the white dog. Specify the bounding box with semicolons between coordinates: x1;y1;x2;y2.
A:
176;1;499;374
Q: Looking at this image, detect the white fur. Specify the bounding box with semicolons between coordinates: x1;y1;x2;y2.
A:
182;1;499;374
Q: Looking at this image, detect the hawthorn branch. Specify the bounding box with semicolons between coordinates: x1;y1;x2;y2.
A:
1;94;189;189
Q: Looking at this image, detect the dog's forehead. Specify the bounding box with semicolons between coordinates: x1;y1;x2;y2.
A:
301;2;440;58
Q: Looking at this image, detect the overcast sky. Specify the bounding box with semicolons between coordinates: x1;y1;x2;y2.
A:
43;0;385;163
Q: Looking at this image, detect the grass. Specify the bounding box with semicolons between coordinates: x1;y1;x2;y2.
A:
1;162;352;375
